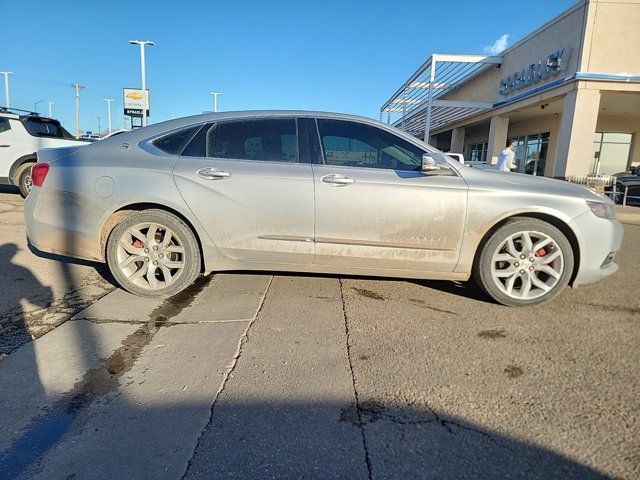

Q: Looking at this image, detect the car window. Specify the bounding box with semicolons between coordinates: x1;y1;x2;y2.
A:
153;125;202;155
22;118;75;139
316;119;424;171
181;118;298;162
0;118;11;134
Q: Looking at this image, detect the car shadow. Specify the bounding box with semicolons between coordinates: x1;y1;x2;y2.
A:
0;185;20;195
26;241;118;288
224;270;495;304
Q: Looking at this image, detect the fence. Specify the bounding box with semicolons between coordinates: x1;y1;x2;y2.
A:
565;174;639;206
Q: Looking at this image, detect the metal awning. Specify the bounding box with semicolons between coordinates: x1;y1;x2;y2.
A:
380;54;502;139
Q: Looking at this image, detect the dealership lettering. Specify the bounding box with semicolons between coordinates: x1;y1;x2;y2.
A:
498;49;570;96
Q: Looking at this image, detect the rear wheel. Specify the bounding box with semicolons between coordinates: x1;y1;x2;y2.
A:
473;218;574;307
15;162;35;198
106;209;201;297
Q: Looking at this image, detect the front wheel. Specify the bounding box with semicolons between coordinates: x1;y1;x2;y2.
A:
473;218;574;307
106;209;201;297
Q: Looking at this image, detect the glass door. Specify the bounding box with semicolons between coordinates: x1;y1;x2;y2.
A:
513;132;550;176
592;133;633;175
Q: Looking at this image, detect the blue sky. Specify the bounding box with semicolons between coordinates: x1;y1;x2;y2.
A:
1;0;575;133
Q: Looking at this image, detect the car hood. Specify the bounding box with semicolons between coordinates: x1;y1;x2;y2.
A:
463;168;610;203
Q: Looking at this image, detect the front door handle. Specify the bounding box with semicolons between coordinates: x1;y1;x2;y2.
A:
0;145;10;147
321;174;355;186
197;167;232;180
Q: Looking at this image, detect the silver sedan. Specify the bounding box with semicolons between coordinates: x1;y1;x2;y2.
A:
24;111;623;306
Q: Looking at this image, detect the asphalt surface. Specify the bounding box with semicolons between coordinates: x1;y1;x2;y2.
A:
0;186;638;479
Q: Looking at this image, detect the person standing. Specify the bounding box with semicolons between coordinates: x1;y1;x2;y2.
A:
497;139;517;172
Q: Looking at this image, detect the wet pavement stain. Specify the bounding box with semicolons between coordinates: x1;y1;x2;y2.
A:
581;303;640;315
478;329;507;339
504;365;524;378
340;401;385;427
351;287;386;301
148;274;213;324
0;275;213;479
407;299;457;315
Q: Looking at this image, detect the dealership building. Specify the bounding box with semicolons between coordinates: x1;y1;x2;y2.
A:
381;0;640;178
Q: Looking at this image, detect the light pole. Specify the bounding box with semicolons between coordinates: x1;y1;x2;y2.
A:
103;98;114;134
0;71;14;109
34;99;45;113
97;116;101;136
48;101;54;117
210;92;222;112
71;83;85;138
129;40;155;127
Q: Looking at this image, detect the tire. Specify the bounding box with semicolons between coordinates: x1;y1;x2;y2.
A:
15;162;35;198
473;218;574;307
106;209;201;297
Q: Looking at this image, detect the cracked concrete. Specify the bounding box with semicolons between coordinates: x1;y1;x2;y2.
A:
0;184;637;479
0;189;114;355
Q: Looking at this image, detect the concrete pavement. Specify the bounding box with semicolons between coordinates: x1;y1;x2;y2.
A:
0;185;638;479
0;187;113;355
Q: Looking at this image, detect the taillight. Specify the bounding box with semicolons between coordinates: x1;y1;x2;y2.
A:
31;163;50;187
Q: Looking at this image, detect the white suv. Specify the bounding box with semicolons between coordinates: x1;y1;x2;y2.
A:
0;108;87;197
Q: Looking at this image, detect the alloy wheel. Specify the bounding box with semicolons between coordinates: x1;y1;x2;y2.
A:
491;230;564;300
116;222;186;290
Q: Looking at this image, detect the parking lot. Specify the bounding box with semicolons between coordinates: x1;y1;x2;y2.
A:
0;185;638;479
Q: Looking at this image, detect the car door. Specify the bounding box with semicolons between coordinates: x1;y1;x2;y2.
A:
172;117;315;264
0;118;16;179
311;117;468;272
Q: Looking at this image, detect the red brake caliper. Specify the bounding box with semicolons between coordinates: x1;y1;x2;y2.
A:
133;240;143;249
535;247;548;264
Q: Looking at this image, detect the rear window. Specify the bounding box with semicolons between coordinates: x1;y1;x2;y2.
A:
181;118;298;162
0;118;11;133
153;125;202;155
22;117;75;139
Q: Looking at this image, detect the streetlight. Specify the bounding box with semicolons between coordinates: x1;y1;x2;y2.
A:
103;98;114;134
210;91;222;112
129;40;155;127
0;71;14;109
34;99;45;113
48;101;54;117
97;116;101;136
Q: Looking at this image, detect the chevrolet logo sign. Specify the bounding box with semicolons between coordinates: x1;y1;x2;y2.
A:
126;92;144;100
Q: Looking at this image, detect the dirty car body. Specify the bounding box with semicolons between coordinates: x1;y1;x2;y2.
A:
24;111;623;306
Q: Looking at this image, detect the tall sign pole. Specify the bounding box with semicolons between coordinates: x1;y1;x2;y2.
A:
129;40;155;127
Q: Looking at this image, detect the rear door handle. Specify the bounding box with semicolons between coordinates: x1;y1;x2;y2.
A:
321;174;355;186
197;167;232;180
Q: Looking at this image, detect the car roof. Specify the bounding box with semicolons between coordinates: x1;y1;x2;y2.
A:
106;110;423;146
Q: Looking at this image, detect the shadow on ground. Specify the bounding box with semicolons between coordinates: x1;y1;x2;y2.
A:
0;394;611;479
0;243;53;354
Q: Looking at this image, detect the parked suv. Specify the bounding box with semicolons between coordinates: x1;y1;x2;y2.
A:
0;108;87;197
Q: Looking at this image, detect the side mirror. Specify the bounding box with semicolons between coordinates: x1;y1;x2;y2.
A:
421;153;441;173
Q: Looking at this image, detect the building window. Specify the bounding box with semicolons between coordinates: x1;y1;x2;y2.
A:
468;142;488;163
592;132;633;175
513;132;550;176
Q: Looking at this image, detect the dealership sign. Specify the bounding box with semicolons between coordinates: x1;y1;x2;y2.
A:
498;48;571;96
123;88;150;116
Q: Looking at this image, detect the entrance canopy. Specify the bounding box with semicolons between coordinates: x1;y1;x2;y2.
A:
380;54;502;139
